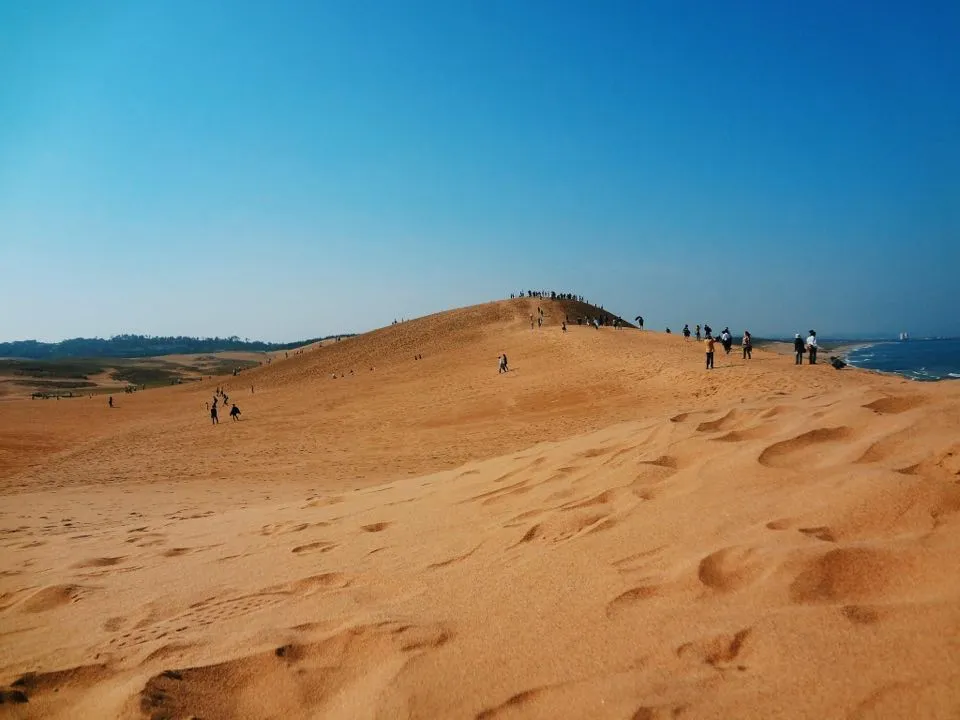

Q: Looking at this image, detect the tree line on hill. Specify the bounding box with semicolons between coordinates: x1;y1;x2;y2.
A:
0;334;352;360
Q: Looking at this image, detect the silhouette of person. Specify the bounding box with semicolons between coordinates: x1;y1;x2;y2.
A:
230;404;241;421
108;396;113;408
211;404;219;424
793;334;804;365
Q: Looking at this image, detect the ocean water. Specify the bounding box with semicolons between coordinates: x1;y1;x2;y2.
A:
844;339;960;381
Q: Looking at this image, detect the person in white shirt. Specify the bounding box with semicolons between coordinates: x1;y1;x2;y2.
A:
806;330;818;364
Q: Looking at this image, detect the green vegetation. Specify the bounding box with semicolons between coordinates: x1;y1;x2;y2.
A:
0;354;262;396
0;359;105;379
0;333;352;360
109;366;182;386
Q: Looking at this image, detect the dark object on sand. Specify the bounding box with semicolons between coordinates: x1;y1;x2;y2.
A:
829;356;847;370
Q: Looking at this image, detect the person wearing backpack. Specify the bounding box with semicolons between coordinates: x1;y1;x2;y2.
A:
793;334;804;365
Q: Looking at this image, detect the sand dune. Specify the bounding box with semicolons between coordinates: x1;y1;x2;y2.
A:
1;298;959;718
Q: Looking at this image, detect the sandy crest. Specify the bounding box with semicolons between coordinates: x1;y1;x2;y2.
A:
1;298;959;719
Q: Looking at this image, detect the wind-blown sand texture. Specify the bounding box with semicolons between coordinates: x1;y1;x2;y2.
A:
2;298;959;719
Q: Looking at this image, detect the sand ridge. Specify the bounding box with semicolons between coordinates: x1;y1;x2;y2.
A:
1;298;959;718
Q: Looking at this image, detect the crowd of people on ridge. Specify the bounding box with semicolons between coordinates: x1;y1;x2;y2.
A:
506;291;827;374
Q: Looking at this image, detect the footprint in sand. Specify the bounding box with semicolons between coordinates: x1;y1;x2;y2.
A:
161;548;193;558
136;621;451;719
640;455;679;470
696;410;741;433
630;704;691;720
605;584;661;617
559;489;616;511
863;396;925;415
798;526;837;542
20;584;91;613
72;557;126;569
757;427;853;468
291;541;338;554
475;688;545;719
361;522;391;533
765;518;793;530
697;547;766;593
515;510;615;546
789;547;900;604
677;627;752;669
0;664;109;707
841;604;883;625
427;544;482;570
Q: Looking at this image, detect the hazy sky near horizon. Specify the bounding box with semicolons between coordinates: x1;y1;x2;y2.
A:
2;1;958;342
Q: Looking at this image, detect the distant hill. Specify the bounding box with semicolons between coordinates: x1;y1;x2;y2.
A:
0;334;351;360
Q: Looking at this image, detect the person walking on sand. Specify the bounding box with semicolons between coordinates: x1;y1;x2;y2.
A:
561;321;567;332
230;403;241;421
108;396;113;408
742;330;753;359
210;403;219;424
683;324;691;340
793;333;804;365
705;335;716;370
498;354;509;373
806;330;818;364
695;324;701;341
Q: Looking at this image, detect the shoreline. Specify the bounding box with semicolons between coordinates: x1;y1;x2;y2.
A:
755;338;960;383
753;339;873;360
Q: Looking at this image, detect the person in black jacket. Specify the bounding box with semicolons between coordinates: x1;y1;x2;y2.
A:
793;334;805;365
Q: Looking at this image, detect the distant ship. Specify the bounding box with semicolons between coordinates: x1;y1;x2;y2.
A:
899;331;909;341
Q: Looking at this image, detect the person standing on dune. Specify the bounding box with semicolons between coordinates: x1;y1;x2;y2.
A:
683;324;691;340
794;333;805;365
705;335;716;369
742;330;752;359
210;403;219;425
230;403;241;421
498;354;509;373
720;328;732;354
695;324;701;341
806;330;818;364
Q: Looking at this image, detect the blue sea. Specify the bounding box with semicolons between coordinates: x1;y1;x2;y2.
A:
844;339;960;381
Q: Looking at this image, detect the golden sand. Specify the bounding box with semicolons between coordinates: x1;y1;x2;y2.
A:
1;298;959;718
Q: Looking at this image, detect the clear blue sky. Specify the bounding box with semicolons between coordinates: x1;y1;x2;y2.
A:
2;0;958;342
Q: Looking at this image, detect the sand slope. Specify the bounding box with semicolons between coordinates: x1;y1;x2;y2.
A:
1;298;959;718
